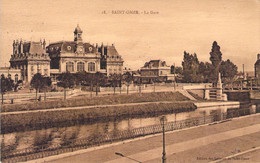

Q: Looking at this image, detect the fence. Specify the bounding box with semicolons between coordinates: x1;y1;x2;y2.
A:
1;107;258;163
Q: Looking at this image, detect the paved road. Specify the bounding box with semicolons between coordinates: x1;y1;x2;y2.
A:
106;125;260;163
212;147;260;163
29;114;260;163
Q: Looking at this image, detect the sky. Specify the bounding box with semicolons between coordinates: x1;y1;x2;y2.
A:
1;0;259;72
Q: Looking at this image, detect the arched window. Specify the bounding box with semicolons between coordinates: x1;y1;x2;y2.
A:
1;74;4;78
77;62;85;72
15;74;18;82
66;62;74;72
88;62;95;72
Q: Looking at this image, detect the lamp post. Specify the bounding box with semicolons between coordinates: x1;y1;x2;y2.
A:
160;116;167;163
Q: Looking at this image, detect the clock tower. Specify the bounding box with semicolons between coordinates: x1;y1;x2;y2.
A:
74;24;84;53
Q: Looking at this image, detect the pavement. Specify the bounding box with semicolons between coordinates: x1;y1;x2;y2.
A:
28;113;260;163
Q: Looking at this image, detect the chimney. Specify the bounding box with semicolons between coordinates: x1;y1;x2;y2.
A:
101;42;104;55
16;40;19;54
20;39;23;53
43;39;46;49
13;40;15;54
96;43;98;52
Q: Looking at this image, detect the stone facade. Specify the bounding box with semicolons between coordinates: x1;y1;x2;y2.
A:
0;67;21;83
6;25;124;83
9;40;50;82
47;25;101;79
98;43;124;76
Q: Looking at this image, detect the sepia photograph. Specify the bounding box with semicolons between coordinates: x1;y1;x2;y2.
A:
1;0;260;162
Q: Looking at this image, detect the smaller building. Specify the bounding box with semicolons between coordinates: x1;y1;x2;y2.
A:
139;60;175;83
255;54;260;78
98;43;124;76
0;67;21;83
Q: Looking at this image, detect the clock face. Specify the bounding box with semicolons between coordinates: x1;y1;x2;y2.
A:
78;47;83;52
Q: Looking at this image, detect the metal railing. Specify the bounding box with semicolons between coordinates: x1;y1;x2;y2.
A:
1;107;258;163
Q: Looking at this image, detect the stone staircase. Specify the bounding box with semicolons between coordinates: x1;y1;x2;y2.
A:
178;90;197;101
209;89;217;100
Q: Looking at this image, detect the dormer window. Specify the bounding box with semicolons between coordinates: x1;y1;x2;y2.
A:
67;46;71;50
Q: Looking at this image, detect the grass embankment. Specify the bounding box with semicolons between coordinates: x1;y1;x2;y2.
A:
2;102;196;133
2;91;189;112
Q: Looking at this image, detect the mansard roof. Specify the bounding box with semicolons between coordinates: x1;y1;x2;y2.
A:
143;60;168;68
143;60;169;68
106;45;120;57
23;42;45;54
47;41;97;55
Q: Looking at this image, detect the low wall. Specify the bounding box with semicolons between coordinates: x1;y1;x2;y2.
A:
194;101;240;108
250;91;260;99
224;91;250;101
183;83;212;90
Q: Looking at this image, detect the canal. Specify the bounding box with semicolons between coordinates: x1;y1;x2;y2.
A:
1;101;260;160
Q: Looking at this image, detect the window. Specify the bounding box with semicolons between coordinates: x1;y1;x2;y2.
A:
44;69;48;76
66;62;74;72
37;64;41;74
8;74;11;78
31;66;34;72
1;74;4;78
88;62;95;72
160;71;162;75
77;62;85;72
15;74;18;82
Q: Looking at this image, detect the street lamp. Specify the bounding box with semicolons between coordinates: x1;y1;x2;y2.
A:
160;116;167;163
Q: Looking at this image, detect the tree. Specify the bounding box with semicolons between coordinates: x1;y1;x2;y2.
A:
57;72;75;100
93;72;106;96
219;59;238;83
42;77;52;101
182;51;200;83
122;72;133;94
175;66;183;75
30;73;45;100
210;41;222;83
171;65;183;75
14;80;23;91
1;76;14;104
109;73;122;95
74;71;92;87
198;62;215;83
